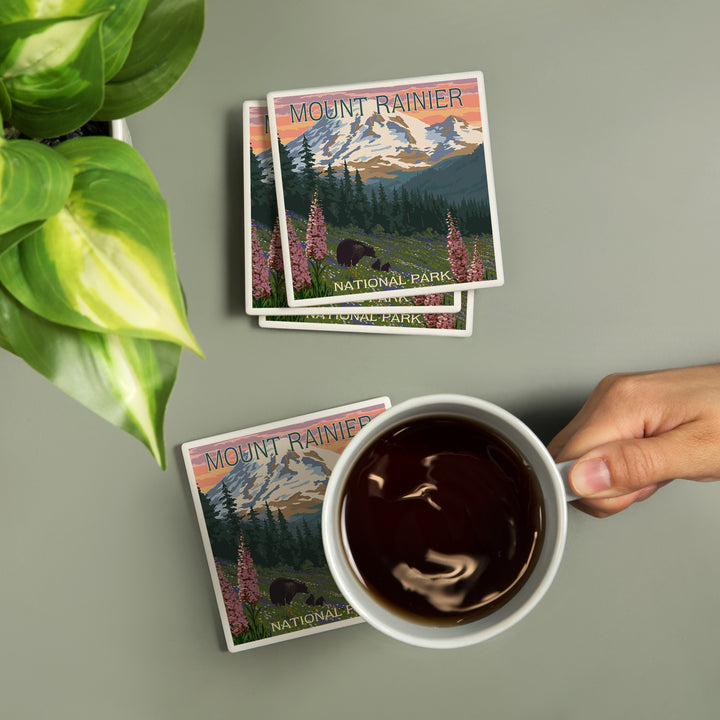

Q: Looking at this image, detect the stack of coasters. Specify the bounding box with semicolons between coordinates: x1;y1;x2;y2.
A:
244;71;503;336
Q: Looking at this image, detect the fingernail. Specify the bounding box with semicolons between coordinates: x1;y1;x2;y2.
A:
572;458;612;496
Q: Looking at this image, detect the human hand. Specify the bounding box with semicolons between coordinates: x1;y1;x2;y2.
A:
548;364;720;517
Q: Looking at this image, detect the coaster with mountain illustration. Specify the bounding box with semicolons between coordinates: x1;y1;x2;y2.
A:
266;71;503;307
244;99;461;319
181;397;391;651
259;290;473;336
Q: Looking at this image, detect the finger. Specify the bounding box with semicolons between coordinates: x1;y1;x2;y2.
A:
547;391;610;460
569;421;711;499
547;424;575;460
571;487;655;518
548;412;599;460
571;481;671;518
553;403;646;463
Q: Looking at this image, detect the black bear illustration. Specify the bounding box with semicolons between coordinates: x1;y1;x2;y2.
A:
305;594;315;605
336;238;376;267
381;262;391;272
371;259;381;270
269;578;309;606
315;596;325;606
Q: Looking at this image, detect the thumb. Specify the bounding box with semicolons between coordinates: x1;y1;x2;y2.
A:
569;426;700;498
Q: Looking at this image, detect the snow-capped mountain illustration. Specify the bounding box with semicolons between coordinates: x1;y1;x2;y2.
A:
205;446;340;521
260;111;483;183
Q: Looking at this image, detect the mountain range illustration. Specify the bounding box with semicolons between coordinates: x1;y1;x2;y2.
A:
205;446;340;521
262;110;484;183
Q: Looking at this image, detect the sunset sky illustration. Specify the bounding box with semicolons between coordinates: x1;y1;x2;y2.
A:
249;75;484;150
188;403;388;494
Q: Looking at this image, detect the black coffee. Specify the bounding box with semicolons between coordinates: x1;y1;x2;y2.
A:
340;415;545;625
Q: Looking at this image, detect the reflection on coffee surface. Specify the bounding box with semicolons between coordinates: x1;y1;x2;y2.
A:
340;415;545;625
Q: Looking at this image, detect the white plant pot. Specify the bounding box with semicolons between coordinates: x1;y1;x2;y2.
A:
111;119;132;145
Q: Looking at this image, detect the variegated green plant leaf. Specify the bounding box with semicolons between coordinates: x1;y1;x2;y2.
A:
0;319;12;352
0;2;32;24
97;0;204;119
0;80;11;122
0;220;44;257
0;12;108;137
58;128;160;190
0;133;73;234
0;280;180;467
0;136;202;355
0;0;150;82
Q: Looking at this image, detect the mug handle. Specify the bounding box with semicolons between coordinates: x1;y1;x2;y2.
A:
556;460;581;502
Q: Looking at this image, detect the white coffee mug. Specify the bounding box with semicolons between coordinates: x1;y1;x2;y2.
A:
322;394;577;649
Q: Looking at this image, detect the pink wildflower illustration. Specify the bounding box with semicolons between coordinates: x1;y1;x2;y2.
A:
216;561;248;635
236;536;260;603
413;293;444;307
433;313;456;329
287;215;311;290
467;237;485;282
267;217;284;273
413;293;456;329
446;211;470;282
305;188;328;261
250;225;271;299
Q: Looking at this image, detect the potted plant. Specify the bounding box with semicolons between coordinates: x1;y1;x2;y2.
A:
0;0;205;468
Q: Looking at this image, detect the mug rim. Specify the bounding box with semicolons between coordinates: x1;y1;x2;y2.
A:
321;393;568;649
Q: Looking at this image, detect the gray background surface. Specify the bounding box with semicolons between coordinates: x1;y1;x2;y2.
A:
2;1;719;718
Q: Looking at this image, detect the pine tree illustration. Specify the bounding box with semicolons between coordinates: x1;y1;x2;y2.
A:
245;507;264;565
262;500;280;565
220;482;242;539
